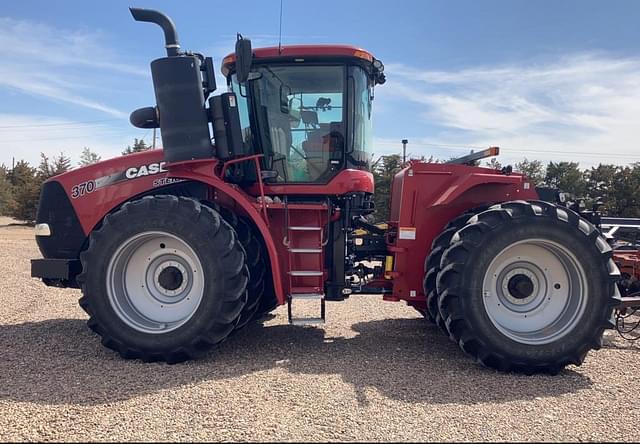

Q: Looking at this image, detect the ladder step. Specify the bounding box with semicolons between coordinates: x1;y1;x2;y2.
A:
289;248;322;253
289;293;324;300
290;318;325;326
288;226;322;231
289;270;323;276
291;286;323;294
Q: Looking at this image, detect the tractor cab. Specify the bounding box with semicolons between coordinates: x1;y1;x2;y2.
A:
222;44;386;184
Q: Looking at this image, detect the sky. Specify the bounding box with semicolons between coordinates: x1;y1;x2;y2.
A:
1;0;639;168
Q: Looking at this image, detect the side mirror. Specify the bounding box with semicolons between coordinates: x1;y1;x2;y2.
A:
235;34;253;83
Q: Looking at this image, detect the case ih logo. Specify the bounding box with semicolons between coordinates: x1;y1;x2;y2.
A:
125;162;167;179
71;162;171;199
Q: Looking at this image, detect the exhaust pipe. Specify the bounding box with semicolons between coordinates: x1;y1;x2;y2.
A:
129;7;180;57
130;7;213;162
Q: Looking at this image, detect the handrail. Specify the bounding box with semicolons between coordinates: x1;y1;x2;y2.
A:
219;154;269;224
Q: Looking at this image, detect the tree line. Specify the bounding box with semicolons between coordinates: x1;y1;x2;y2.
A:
372;155;640;222
1;140;638;224
0;139;150;222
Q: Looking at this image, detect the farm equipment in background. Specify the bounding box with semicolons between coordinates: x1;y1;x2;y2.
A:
537;191;640;340
30;7;620;374
603;218;640;340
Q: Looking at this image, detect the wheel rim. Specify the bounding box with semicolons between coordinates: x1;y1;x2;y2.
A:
107;231;205;334
482;239;588;345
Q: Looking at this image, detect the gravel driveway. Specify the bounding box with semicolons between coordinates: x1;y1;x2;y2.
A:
1;220;639;442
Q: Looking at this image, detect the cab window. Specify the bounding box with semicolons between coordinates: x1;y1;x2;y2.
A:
253;65;345;183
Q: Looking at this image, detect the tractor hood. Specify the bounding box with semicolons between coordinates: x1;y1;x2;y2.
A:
43;150;218;237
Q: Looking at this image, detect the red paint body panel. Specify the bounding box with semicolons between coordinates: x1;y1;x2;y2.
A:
386;160;539;304
248;169;374;196
53;149;170;235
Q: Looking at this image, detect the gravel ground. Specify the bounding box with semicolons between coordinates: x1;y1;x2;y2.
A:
1;219;640;442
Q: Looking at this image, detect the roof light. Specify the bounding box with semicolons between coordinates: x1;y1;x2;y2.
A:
353;50;373;62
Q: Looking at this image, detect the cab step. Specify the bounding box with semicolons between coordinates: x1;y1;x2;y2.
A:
288;248;323;253
287;292;325;325
288;270;323;276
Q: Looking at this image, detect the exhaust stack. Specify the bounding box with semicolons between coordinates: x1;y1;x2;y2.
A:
129;7;213;163
129;8;181;57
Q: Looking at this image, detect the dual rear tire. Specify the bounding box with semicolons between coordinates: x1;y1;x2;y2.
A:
423;200;620;373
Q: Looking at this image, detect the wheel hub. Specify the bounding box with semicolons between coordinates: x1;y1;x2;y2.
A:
507;274;534;300
158;266;184;291
501;268;540;306
153;261;188;298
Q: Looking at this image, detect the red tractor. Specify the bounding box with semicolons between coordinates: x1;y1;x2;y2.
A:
31;8;620;373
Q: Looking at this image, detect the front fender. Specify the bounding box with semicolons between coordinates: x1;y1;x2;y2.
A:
160;159;285;304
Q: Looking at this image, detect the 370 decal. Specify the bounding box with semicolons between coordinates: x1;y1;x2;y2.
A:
70;180;96;199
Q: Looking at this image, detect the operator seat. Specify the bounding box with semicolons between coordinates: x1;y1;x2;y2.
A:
265;108;294;181
302;121;344;181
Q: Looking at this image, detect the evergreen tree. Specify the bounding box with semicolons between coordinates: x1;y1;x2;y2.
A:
122;138;150;155
544;161;586;197
37;153;53;180
515;158;545;185
7;160;40;222
78;147;101;166
51;152;72;176
0;165;15;216
372;154;403;222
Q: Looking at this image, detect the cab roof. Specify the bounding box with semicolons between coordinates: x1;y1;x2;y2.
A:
221;44;376;76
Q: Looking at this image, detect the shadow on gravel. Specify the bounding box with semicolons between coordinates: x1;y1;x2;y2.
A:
0;316;592;406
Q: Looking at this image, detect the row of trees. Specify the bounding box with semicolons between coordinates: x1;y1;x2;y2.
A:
372;155;640;222
1;140;638;223
0;139;151;222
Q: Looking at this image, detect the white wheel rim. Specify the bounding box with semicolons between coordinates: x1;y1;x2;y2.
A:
482;239;588;345
106;231;205;334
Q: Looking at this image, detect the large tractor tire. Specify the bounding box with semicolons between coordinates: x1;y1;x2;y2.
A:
423;207;487;330
77;195;248;363
436;200;620;374
252;271;279;321
209;204;267;330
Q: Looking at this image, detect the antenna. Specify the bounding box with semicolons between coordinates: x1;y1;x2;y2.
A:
278;0;283;54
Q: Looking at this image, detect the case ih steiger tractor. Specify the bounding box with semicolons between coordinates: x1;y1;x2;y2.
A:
31;8;620;373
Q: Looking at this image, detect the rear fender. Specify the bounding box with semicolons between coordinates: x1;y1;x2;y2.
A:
433;173;536;207
387;163;539;302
